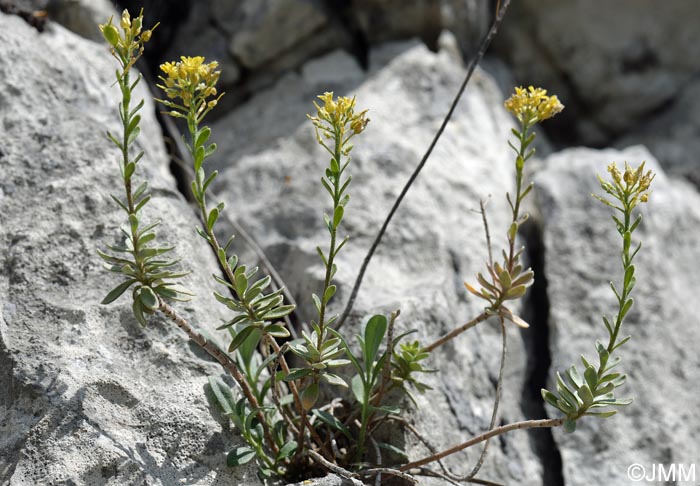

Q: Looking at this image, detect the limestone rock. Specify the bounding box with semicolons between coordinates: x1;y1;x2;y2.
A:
534;146;700;485
0;14;257;486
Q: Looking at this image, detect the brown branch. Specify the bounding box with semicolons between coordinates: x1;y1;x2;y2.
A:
336;0;513;330
423;312;490;353
399;418;564;471
157;298;279;455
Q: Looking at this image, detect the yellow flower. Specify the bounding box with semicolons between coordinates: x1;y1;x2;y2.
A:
156;56;223;120
504;86;564;124
309;92;368;136
600;162;655;208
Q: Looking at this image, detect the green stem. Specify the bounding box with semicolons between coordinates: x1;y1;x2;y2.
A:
182;107;280;457
316;134;342;350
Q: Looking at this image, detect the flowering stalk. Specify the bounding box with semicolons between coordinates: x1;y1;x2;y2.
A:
155;56;301;459
97;11;191;321
542;161;654;432
426;87;564;352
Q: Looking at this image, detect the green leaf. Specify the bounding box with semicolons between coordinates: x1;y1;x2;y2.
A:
207;207;219;231
132;296;147;326
595;397;633;406
101;279;137;305
109;193;128;213
363;314;387;368
566;366;583;389
327;328;362;375
265;324;290;338
369;405;400;415
134;195;151;214
312;410;352;439
276;441;297;461
376;442;408;461
323;285;336;304
126;114;141;137
563;418;577;433
619;298;634;321
596;341;610;370
196;126;211;147
333;205;344;228
312;293;322;314
351;374;365;404
228;325;256;353
584;365;598;391
576;384;594;406
234;273;248;298
208;376;237;415
262;305;295;320
585;410;617;418
556;372;580;410
124;162;136;179
140;286;159;310
320;372;347;388
205;142;217;157
283;368;310;383
194;145;205;171
237;328;262;368
127;126;140;146
301;383;319;411
227;447;256;467
541;389;560;409
623;264;635;290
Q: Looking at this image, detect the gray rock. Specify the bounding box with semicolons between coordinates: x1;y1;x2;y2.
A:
618;79;700;188
288;474;363;486
351;0;488;54
229;0;329;70
496;0;700;142
46;0;117;42
534;146;700;485
210;40;546;484
0;14;257;486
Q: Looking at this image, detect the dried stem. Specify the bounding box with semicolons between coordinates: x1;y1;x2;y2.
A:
336;0;512;330
423;312;490;353
466;316;507;479
399;417;564;471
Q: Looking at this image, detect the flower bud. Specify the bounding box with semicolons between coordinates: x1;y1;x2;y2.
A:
120;9;131;30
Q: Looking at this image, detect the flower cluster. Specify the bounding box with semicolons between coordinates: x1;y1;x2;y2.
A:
597;162;655;210
156;56;223;122
99;9;156;70
308;92;369;154
504;86;564;125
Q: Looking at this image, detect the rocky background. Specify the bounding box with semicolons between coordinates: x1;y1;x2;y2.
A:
1;1;698;485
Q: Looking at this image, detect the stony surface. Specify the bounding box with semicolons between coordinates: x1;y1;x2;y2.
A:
618;79;700;188
210;36;545;485
159;0;489;101
534;146;700;485
46;0;117;42
496;0;700;144
0;14;257;486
